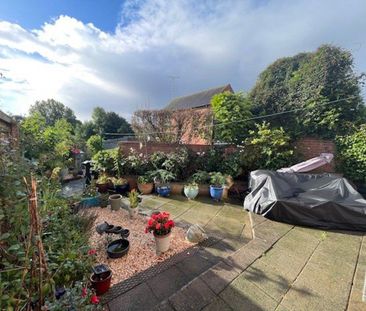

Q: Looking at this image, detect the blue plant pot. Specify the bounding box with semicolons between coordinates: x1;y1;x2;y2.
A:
157;186;171;197
210;185;223;201
81;195;100;208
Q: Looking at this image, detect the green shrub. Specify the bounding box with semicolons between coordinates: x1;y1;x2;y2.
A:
336;125;366;183
92;148;120;175
86;134;103;156
242;122;294;171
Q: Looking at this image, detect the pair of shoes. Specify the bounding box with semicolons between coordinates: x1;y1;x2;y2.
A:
96;222;113;235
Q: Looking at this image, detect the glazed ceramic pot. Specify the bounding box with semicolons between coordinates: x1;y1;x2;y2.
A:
209;185;223;201
128;206;139;218
137;183;154;195
184;185;199;200
90;270;112;295
109;194;122;211
154;232;171;253
156;185;171;197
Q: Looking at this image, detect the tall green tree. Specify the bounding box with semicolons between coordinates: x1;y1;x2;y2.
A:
29;99;79;127
211;92;252;144
91;107;132;136
250;45;365;138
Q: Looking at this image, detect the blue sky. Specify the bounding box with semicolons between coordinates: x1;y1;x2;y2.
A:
0;0;124;33
0;0;365;120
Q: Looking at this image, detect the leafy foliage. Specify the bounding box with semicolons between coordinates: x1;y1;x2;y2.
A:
242;122;294;171
336;125;366;183
211;92;253;143
29;99;79;127
250;45;365;138
92;107;132;136
209;172;226;187
86;134;103;156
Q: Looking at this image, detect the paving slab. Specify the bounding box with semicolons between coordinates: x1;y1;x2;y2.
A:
169;278;216;311
220;275;278;311
202;296;233;311
176;202;224;227
200;261;241;294
176;251;215;281
147;266;189;301
108;282;158;311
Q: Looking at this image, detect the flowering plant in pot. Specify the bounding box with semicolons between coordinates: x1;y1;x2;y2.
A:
128;189;140;218
184;181;199;200
209;172;226;201
81;183;100;208
145;211;175;254
96;174;110;193
137;173;154;194
150;169;176;197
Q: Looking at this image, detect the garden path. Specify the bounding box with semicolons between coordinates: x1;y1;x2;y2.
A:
104;195;366;311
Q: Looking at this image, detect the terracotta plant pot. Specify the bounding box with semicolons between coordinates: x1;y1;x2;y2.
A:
137;183;154;195
198;184;210;196
154;232;171;254
125;175;138;190
170;182;184;195
90;271;112;295
109;194;122;211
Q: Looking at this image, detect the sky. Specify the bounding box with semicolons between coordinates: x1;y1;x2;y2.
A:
0;0;365;121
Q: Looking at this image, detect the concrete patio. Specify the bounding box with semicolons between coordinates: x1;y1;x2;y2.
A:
105;195;366;311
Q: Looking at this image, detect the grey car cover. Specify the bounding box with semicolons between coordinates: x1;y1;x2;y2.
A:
244;170;366;231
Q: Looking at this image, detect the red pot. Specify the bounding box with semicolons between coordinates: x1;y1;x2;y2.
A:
90;271;112;295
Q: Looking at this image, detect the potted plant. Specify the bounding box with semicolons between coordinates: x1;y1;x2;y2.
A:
90;264;112;296
81;184;100;208
150;169;176;197
209;172;226;201
184;181;199;200
96;174;110;193
128;189;140;218
145;211;175;254
109;193;122;211
100;193;109;208
191;170;211;196
113;177;129;194
137;174;154;194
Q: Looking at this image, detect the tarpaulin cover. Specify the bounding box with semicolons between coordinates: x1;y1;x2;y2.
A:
244;170;366;231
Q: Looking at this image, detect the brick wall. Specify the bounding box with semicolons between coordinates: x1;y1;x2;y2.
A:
294;137;336;173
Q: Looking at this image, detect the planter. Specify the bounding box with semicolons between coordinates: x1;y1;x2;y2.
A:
115;183;129;195
80;195;100;208
184;185;199;200
210;185;223;201
96;183;109;193
154;232;171;253
109;194;122;211
222;186;229;200
125;175;138;190
198;184;210;196
170;182;184;195
128;206;139;218
107;239;130;258
156;185;171;197
90;270;112;295
137;183;154;195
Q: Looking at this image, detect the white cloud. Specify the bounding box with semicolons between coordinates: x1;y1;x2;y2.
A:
0;0;365;120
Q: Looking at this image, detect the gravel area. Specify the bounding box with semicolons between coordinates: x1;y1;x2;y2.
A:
84;207;193;286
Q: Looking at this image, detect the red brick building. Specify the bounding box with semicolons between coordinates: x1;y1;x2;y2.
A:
165;84;233;144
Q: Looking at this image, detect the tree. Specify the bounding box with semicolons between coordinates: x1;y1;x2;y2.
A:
91;107;132;136
250;45;365;138
75;121;96;140
131;109;212;143
211;92;253;143
29;99;79;127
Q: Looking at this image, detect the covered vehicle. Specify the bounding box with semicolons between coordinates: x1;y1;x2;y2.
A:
244;170;366;231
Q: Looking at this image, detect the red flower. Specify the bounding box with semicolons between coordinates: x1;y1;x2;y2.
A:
148;218;155;226
156;223;161;230
166;220;175;228
162;211;170;218
81;287;87;298
88;249;96;256
145;227;149;233
90;295;100;304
